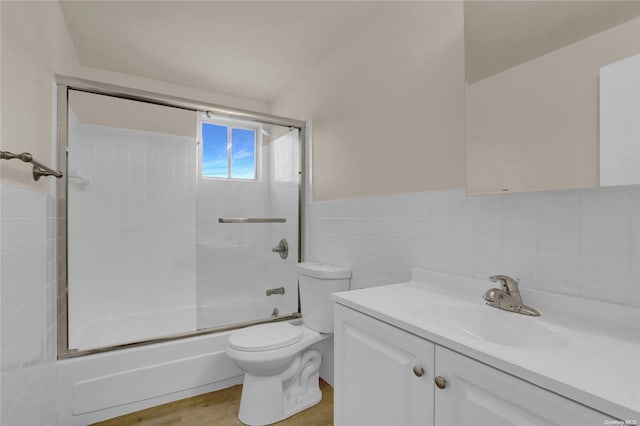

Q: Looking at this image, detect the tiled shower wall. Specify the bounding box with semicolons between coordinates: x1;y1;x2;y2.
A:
1;184;58;425
308;185;640;307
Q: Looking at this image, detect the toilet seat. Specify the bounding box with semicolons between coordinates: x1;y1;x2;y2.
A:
228;322;303;352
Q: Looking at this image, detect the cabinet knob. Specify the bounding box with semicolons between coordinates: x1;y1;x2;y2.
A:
412;365;425;377
435;376;447;389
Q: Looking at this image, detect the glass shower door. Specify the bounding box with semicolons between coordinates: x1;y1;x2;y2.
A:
64;89;302;354
195;115;300;329
67;90;198;351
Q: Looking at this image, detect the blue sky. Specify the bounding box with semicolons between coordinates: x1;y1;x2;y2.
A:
202;123;255;179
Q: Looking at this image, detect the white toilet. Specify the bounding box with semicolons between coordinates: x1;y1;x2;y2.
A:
226;262;351;425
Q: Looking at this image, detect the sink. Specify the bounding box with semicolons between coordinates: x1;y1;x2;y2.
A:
415;303;569;350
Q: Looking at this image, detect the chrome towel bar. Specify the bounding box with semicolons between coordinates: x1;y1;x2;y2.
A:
218;218;286;223
0;151;63;181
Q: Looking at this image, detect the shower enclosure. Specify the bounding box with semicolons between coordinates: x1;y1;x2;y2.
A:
57;78;305;357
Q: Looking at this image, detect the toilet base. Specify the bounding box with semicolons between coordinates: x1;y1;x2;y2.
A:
237;349;322;426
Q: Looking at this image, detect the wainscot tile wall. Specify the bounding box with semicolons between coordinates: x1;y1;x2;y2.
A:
307;186;640;307
1;183;58;425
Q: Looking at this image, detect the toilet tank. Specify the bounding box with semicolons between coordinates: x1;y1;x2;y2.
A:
298;262;351;333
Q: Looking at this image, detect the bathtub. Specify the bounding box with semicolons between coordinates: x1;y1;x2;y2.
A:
60;305;298;425
59;325;245;425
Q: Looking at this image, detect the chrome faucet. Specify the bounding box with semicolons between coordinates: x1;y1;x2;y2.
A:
483;275;540;316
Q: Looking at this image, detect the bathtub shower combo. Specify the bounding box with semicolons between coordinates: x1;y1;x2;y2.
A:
57;79;305;357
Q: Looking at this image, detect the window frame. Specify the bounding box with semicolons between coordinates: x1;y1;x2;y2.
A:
198;113;261;181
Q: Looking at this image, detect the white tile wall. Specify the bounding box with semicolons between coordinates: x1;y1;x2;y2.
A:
308;185;640;307
1;183;58;426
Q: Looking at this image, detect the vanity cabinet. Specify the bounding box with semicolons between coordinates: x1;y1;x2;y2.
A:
334;304;608;426
434;346;605;425
334;304;435;426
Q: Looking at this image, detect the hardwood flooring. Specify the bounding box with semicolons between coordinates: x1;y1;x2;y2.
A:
91;379;333;426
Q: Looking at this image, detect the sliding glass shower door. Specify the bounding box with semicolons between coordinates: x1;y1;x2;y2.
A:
64;89;301;354
195;116;300;330
67;90;199;350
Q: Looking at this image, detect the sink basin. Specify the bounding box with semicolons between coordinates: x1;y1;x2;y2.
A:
415;303;569;350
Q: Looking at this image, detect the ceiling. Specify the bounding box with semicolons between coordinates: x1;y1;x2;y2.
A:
60;1;640;101
60;1;389;102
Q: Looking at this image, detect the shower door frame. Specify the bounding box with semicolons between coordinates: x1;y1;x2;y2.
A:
56;75;306;359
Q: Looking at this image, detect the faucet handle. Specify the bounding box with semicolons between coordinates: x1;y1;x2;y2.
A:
489;275;520;293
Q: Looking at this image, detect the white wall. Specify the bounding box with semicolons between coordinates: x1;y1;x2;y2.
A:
1;5;66;421
0;2;78;193
271;2;466;201
0;2;269;424
1;184;58;425
308;187;640;307
307;185;640;386
1;1;269;193
270;6;640;384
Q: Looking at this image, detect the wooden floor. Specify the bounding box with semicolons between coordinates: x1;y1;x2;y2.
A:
92;379;333;426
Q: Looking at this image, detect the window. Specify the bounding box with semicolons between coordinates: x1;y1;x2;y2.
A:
201;120;257;180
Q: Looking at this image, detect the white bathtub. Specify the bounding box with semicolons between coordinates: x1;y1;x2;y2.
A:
59;291;300;425
58;326;244;425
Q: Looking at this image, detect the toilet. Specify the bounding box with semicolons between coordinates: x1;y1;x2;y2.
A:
226;262;351;425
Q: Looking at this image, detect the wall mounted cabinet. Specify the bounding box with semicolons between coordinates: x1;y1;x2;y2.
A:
465;16;640;195
600;52;640;187
334;304;607;426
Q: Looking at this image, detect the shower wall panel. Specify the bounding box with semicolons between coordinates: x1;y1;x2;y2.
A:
67;111;197;350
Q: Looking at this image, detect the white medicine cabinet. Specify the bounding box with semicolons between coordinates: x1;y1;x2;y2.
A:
600;52;640;187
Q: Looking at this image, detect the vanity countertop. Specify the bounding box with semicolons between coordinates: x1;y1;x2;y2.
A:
332;268;640;421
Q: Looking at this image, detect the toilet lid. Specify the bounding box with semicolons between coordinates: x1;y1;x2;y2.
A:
229;323;303;352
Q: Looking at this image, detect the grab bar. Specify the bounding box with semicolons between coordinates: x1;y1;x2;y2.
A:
218;218;286;223
0;151;63;181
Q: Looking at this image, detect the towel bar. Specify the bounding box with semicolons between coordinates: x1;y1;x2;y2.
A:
0;151;63;181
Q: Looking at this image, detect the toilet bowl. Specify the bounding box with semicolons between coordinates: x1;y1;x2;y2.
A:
226;262;351;426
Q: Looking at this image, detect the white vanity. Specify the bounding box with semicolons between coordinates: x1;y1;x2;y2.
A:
332;269;640;426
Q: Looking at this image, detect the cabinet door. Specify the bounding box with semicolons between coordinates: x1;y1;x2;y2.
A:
434;346;608;426
600;52;640;187
334;304;435;426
